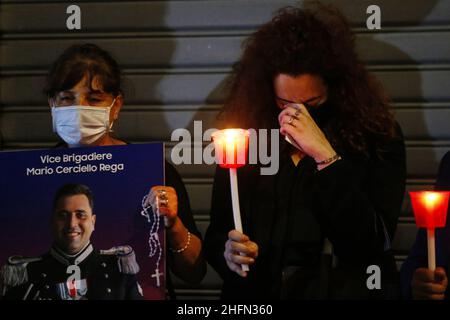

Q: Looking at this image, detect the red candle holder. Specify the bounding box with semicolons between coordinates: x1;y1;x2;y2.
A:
211;129;249;169
409;191;450;229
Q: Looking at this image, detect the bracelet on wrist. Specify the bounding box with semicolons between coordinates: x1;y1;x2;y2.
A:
169;230;191;254
315;153;342;165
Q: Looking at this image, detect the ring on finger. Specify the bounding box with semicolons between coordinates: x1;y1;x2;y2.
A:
158;189;168;201
159;193;168;201
159;198;169;207
288;116;295;125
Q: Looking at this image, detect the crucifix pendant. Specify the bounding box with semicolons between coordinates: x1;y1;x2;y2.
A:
151;268;163;287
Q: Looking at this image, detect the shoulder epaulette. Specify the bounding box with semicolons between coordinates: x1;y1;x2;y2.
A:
1;255;42;288
100;246;140;275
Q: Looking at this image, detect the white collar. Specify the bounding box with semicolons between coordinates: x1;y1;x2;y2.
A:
50;243;94;266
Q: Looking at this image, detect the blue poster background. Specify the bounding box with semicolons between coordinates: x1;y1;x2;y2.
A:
0;143;165;299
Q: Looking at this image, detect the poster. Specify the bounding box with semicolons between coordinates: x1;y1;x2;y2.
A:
0;143;165;300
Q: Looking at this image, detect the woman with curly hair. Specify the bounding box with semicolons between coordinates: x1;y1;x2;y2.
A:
205;3;406;299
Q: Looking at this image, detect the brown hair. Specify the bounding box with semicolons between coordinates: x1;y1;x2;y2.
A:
45;43;122;98
220;2;397;155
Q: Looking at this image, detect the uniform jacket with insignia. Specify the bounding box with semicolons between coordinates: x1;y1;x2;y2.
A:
0;243;143;300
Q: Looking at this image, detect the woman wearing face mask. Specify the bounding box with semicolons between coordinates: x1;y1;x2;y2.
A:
45;43;206;296
204;3;406;299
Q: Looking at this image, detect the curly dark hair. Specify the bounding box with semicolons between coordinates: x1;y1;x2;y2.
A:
220;2;397;155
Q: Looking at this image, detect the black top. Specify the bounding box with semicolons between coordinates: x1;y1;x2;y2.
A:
164;161;201;298
165;161;201;240
205;126;406;299
276;155;324;268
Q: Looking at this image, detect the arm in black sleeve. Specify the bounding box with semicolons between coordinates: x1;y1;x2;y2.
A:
312;127;406;262
164;162;206;284
204;166;237;281
165;161;201;239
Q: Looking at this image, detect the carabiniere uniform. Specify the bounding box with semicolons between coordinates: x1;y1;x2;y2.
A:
0;243;144;300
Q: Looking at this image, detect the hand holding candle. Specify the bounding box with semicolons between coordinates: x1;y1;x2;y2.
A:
411;267;448;299
212;129;251;272
410;191;450;271
224;230;258;277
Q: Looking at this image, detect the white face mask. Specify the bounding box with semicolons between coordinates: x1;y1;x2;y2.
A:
51;98;116;147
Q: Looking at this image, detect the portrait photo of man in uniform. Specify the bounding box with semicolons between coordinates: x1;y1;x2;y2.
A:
0;143;166;300
0;183;143;300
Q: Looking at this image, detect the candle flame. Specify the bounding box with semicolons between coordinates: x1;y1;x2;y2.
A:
424;192;440;207
212;129;248;144
225;129;239;144
211;129;249;168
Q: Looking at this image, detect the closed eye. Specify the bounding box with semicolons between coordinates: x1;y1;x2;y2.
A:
276;95;324;106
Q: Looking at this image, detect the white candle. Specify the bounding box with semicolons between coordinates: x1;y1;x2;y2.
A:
427;228;436;271
230;167;249;272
